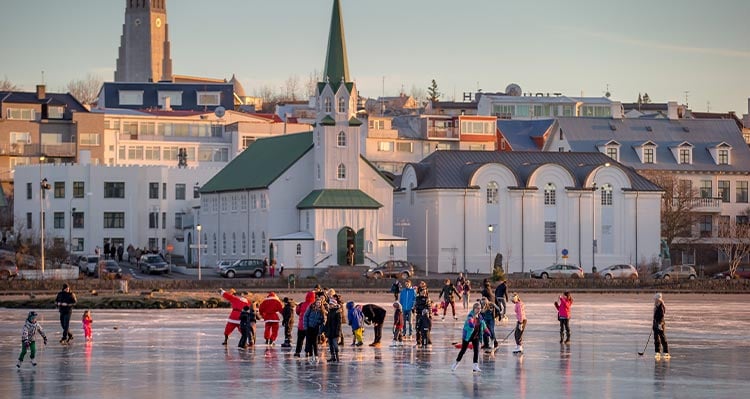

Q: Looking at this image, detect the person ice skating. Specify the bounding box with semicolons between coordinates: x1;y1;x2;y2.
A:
439;279;461;321
325;299;343;362
81;310;93;341
238;305;254;349
451;302;490;373
461;280;471;310
512;293;527;354
398;280;416;338
259;292;284;345
361;303;387;347
416;308;432;347
55;283;77;344
294;291;317;357
220;288;249;345
390;277;401;301
653;293;670;359
346;301;365;347
391;302;404;346
480;298;501;350
281;297;296;348
555;292;573;344
494;278;509;321
303;297;326;363
17;311;47;368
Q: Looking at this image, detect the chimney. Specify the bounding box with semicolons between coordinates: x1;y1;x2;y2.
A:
667;101;679;120
36;85;46;100
610;101;624;119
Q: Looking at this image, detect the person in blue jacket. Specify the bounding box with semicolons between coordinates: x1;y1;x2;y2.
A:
451;302;489;373
398;280;416;339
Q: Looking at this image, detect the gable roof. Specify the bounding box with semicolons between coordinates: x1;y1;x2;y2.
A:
555;118;750;172
407;150;661;192
497;119;555;151
297;189;382;209
200;132;313;193
0;90;89;116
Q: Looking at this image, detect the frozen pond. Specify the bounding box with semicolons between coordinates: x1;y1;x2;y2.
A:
2;293;749;398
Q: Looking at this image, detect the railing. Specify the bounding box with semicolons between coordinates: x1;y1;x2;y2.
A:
313;254;332;267
426;127;459;140
363;255;379;268
0;143;76;157
667;197;722;212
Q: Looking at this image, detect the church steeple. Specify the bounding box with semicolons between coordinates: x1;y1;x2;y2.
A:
323;0;350;88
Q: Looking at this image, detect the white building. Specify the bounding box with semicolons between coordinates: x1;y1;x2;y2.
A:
196;0;406;274
477;84;616;120
395;151;663;274
13;163;220;262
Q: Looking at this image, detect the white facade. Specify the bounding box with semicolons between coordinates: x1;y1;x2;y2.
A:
13;163;220;261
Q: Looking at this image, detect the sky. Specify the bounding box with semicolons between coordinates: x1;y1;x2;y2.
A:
1;0;749;114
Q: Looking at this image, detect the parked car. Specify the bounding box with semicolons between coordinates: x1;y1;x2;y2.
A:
217;259;265;278
713;265;750;279
98;259;123;279
530;264;584;279
652;265;697;280
79;255;101;276
139;254;169;275
598;264;639;280
363;260;415;279
0;259;18;280
215;259;236;269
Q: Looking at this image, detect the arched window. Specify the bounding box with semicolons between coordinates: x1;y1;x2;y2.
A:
212;233;217;255
241;232;247;254
337;131;347;147
203;233;208;254
324;97;332;113
338;97;346;113
222;232;227;255
261;232;266;254
601;184;613;206
544;183;556;205
232;232;236;254
251;232;256;254
486;181;499;204
337;163;346;179
366;240;374;253
320;240;328;254
389;244;395;256
296;243;302;255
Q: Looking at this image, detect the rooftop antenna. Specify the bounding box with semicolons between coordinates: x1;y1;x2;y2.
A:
381;76;385;116
604;83;611;98
684;91;690;108
706;101;711;112
41;70;45;84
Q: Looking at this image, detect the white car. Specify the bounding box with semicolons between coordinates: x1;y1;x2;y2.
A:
78;255;100;276
598;264;639;280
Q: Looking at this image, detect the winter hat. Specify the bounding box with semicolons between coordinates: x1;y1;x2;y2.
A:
62;283;69;290
283;297;290;304
27;311;38;321
393;302;402;310
654;293;662;301
329;298;339;308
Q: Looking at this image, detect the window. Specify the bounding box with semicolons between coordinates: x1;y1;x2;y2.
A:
700;180;712;198
737;181;748;203
606;147;618;161
296;243;302;256
486;181;499;204
241;136;256;149
222;232;227;255
378;141;393;152
260;193;267;209
544;183;556;205
718;149;729;165
10;131;31;144
72;238;84;252
118;91;143;105
7;108;36;120
679;148;691;164
26;183;32;200
231;195;237;212
72;212;84;228
338;97;346;113
54;182;65;198
388;243;394;256
305;211;310;230
157;91;183;107
261;232;266;254
175;213;185;229
162;212;166;230
232;232;237;254
250;194;257;210
337;131;347;147
718;181;730;203
149;182;159;199
80;133;100;146
203;233;208;254
643;147;655;164
149;212;159;229
321;240;328;253
737;215;749;225
699;215;713;237
242;232;247;254
324;97;332;113
104;182;125;198
251;232;256;254
163;183;167;199
337;164;346;179
175;184;186;200
240;194;247;210
145;146;160;160
26;213;32;229
47;105;64;119
317;164;321;180
544;221;557;243
197;92;220;106
369;119;385;129
395;142;412;153
103;212;125;228
212;233;217;255
54;212;64;229
601;184;613;206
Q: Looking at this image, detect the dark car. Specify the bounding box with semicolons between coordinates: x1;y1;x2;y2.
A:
713;265;750;279
0;259;18;280
363;260;415;279
98;259;123;279
218;259;266;278
139;254;169;274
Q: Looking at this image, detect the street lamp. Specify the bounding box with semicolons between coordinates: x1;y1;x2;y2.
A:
591;162;611;273
196;224;202;280
488;224;495;274
69;192;92;253
39;156;49;276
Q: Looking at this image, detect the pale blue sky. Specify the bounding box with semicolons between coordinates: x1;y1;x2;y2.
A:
1;0;748;114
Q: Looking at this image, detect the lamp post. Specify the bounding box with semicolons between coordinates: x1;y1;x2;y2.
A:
488;224;495;274
196;224;202;281
39;156;49;276
591;162;610;273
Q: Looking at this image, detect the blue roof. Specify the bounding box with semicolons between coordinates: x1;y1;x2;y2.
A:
0;90;89;119
497;119;555;151
99;82;234;111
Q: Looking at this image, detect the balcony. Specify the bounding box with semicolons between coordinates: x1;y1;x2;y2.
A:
0;143;76;158
690;197;722;213
426;127;459;140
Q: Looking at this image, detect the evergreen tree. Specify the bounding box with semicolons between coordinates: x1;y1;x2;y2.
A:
427;79;440;103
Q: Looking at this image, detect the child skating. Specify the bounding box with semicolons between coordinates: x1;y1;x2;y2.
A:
451;302;489;373
17;311;47;368
653;293;670;360
346;301;365;347
391;302;404;346
512;293;526;354
82;310;93;341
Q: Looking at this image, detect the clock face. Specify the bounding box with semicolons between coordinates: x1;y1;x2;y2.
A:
155;17;162;28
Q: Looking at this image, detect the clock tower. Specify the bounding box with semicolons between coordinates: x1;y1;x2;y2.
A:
114;0;173;82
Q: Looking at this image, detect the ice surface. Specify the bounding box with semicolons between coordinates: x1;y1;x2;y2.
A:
2;293;749;398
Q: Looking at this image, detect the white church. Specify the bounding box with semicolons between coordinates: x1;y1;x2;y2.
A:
197;0;406;274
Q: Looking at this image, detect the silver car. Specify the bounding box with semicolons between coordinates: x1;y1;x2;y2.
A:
652;265;697;280
599;264;639;280
530;264;584;279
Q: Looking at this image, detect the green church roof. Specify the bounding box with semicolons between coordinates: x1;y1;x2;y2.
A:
320;115;336;126
348;116;363;126
323;0;349;89
297;189;382;210
200;132;313;193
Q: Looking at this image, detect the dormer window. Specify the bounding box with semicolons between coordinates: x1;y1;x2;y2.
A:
338;97;346;113
718;149;729;165
709;142;732;165
324;97;332;113
606;147;618;161
637;141;657;164
598;140;620;161
679;148;691;164
47;105;64;119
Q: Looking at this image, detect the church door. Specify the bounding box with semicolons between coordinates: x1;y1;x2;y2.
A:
337;227;355;265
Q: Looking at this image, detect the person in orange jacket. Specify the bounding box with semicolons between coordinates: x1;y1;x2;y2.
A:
259;291;284;345
221;288;249;346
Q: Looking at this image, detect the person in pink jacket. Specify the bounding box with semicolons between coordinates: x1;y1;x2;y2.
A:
259;291;284;345
555;292;573;344
512;293;526;354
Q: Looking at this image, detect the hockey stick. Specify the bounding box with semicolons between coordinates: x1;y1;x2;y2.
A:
637;331;652;356
499;328;515;343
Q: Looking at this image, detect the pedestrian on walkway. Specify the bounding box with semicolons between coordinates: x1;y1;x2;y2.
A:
281;297;296;348
461;280;471;310
512;293;526;354
653;293;670;359
555;292;573;344
259;292;283;345
391;302;404;346
451;302;489;373
55;283;77;344
16;311;47;368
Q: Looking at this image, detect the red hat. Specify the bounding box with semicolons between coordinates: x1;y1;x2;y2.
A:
267;292;276;297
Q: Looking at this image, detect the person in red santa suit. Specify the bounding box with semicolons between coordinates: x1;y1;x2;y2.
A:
259;291;284;345
220;288;249;346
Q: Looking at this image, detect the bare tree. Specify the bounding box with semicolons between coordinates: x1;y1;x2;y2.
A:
715;213;750;278
253;85;281;113
0;76;19;91
284;75;300;102
640;171;698;252
305;69;321;98
67;73;103;106
409;84;426;106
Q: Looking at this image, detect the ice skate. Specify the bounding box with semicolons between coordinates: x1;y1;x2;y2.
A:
654;353;661;360
513;345;523;354
16;360;21;369
31;360;37;366
663;353;670;360
472;363;482;373
451;361;459;371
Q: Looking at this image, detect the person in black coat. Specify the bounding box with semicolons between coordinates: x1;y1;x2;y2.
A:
281;297;295;348
361;304;386;347
325;300;343;362
54;283;77;344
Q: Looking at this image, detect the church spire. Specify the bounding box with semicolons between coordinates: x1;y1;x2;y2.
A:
323;0;350;88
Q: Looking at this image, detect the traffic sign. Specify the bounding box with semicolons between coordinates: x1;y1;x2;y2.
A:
166;244;174;252
562;249;569;256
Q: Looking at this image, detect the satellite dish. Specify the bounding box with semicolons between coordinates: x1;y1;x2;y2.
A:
214;106;226;118
505;83;522;97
